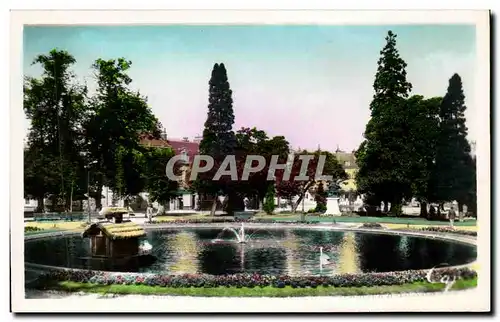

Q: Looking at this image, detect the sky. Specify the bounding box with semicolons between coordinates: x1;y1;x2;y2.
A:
23;25;477;152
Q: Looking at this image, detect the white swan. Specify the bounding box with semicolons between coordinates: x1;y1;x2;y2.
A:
139;240;153;256
319;246;330;265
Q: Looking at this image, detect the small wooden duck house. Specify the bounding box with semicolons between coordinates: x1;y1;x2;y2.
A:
82;221;147;258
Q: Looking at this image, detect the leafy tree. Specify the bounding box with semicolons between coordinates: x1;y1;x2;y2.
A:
141;146;180;207
195;63;238;215
355;30;413;215
275;150;347;213
262;184;276;215
235;127;291;209
275;180;302;209
84;58;161;208
23;49;88;211
432;73;475;212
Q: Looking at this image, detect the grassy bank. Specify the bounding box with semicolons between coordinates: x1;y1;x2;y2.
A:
25;221;87;231
46;278;477;297
262;215;477;227
153;214;476;228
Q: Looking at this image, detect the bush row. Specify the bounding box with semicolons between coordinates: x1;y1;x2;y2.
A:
418;226;477;237
360;223;384;229
25;226;43;232
35;267;476;289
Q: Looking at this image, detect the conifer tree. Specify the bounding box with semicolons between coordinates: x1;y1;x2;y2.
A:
432;74;475;212
355;30;413;215
196;63;239;214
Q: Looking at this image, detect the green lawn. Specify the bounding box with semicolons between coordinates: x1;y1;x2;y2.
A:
153;213;476;227
265;215;477;226
48;278;477;297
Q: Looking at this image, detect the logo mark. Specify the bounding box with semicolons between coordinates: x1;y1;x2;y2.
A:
426;263;457;292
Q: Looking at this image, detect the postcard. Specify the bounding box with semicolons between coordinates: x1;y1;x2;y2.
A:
11;9;491;313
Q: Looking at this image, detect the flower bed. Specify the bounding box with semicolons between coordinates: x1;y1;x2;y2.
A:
151;218;323;225
360;223;384;229
150;218;477;237
25;226;44;233
421;226;477;236
35;267;476;289
415;227;477;237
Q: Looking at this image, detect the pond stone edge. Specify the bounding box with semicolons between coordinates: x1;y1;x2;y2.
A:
24;222;478;291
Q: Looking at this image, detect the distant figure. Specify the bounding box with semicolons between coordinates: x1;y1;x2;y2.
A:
460;205;467;222
243;197;250;211
448;205;457;228
146;204;153;223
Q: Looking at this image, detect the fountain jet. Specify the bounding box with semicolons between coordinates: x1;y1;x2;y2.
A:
221;223;248;243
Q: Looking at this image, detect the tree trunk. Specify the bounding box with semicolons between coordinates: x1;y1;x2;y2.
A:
95;185;103;210
420;201;428;218
210;197;217;216
227;193;244;216
36;197;45;213
390;198;402;216
292;181;314;213
69;183;74;213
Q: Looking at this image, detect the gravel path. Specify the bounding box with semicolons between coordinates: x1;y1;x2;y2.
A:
23;288;485;312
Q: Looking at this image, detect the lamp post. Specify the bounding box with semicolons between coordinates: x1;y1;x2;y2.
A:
87;168;91;223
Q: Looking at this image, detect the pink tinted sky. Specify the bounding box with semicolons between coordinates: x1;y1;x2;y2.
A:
23;25;477;152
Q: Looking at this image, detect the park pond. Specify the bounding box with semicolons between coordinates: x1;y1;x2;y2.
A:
25;227;477;276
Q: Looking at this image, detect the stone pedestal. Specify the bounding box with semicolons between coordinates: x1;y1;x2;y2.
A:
325;197;341;216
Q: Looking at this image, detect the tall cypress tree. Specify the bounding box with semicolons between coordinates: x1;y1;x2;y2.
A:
432;73;474;211
355;30;413;215
196;63;238;214
199;63;237;157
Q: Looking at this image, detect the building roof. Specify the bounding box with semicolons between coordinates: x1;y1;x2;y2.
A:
167;139;200;161
335;151;358;170
139;134;171;149
82;221;146;240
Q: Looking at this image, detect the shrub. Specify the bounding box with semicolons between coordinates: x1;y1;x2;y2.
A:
314;203;327;213
263;185;276;215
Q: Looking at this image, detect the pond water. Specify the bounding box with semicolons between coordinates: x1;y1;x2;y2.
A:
25;228;476;276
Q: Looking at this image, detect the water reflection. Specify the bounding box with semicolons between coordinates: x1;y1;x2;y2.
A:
337;232;360;274
25;228;477;276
